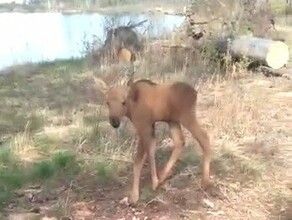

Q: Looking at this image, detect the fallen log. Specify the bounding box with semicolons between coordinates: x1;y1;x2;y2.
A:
228;36;290;70
258;66;292;78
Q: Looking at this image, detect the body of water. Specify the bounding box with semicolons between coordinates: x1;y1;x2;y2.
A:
0;12;184;70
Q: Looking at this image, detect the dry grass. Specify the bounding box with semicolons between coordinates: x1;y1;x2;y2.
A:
191;75;292;219
0;35;291;219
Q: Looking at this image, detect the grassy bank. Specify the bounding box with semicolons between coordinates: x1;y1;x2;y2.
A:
0;49;291;219
0;58;134;212
271;0;292;15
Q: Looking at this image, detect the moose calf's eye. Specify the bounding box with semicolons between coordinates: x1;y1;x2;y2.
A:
122;101;126;106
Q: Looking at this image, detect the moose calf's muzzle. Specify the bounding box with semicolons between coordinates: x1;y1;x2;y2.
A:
109;116;121;128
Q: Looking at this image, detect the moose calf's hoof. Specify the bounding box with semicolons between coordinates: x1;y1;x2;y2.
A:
152;178;159;191
130;193;139;206
119;197;130;207
158;169;173;184
201;178;211;190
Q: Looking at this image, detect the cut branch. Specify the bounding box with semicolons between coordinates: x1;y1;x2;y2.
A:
127;19;148;29
187;16;220;25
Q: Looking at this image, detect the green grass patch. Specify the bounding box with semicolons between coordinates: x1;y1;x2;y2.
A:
30;160;56;181
211;145;267;183
140;186;157;203
270;0;291;15
52;150;79;171
33;135;61;154
156;146;201;177
37;58;85;73
83;114;102;126
86;123;104;146
0;58;94;131
0;110;44;136
0;145;26;207
0;142;81;209
30;150;81;182
95;159;117;183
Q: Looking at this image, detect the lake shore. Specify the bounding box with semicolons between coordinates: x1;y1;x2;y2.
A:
0;1;291;15
0;2;186;16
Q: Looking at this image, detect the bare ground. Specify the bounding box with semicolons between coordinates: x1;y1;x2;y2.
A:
2;71;291;220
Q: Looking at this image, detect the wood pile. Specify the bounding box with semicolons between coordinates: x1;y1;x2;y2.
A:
165;0;290;70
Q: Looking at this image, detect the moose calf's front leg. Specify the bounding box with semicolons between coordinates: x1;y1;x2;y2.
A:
130;139;146;205
146;136;159;191
136;124;159;191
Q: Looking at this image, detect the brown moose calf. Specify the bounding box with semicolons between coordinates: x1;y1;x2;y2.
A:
95;78;211;205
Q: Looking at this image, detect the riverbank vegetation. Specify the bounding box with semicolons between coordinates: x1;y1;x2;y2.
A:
0;0;291;15
0;0;291;219
0;0;188;14
1;47;291;220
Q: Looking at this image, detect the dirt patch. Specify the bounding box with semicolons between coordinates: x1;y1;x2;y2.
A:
2;74;292;220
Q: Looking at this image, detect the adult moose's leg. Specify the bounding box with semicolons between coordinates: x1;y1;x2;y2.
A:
181;113;211;189
158;122;185;185
130;138;147;205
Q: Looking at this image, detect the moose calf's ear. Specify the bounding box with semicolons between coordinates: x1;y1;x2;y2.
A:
93;77;109;95
126;78;134;87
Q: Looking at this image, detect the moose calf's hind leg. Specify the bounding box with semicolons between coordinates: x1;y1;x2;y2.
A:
158;122;185;184
182;114;211;189
130;140;147;205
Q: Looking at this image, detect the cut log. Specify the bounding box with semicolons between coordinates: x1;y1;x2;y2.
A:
229;36;290;69
258;66;292;78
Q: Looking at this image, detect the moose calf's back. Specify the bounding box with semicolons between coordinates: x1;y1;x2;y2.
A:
168;81;197;110
129;80;197;121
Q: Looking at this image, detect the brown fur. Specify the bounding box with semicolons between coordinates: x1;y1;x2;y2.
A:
117;47;136;63
95;78;211;205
